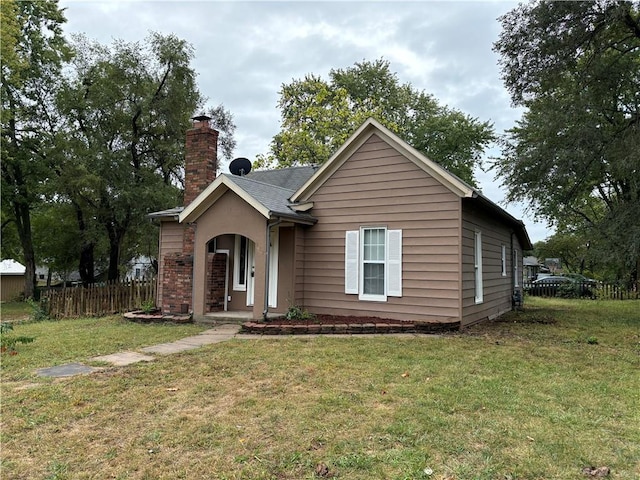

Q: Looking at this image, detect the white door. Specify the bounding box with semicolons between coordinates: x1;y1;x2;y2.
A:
246;240;255;306
268;228;279;308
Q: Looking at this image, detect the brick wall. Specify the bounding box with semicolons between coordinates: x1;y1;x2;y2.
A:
161;253;193;314
205;252;227;312
184;119;218;206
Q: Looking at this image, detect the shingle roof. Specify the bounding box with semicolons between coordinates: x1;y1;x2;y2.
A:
148;206;184;219
223;174;316;223
246;165;317;191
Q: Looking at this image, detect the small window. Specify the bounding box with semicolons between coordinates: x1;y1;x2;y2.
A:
501;245;507;277
233;235;248;291
345;227;402;301
474;231;483;304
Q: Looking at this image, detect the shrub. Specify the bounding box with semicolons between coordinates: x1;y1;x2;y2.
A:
285;305;316;321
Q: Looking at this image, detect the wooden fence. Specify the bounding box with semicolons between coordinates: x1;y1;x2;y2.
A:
40;278;157;319
523;280;639;300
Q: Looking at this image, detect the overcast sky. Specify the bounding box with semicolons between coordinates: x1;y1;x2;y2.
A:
59;0;551;243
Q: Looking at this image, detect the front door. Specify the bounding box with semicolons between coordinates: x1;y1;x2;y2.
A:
246;240;255;306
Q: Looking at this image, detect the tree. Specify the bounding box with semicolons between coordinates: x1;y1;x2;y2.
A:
54;33;236;281
493;0;640;282
257;59;495;186
1;0;72;298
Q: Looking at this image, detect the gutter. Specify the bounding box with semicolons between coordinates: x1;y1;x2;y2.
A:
263;216;283;320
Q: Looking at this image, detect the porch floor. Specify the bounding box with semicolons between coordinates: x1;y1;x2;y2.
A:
200;311;282;324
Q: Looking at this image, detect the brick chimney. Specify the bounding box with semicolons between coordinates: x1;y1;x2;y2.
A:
184;115;219;206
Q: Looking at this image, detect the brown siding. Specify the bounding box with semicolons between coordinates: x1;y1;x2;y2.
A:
192;190;267;319
461;202;522;326
1;275;24;301
157;220;185;307
293;225;307;306
302;133;462;323
277;226;296;311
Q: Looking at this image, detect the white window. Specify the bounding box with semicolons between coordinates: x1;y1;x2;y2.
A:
233;235;248;291
501;245;507;277
513;248;519;287
345;227;402;301
474;231;483;304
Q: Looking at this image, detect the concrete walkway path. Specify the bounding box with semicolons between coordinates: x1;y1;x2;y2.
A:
36;324;241;378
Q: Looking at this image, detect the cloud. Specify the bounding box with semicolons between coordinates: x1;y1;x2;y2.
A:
59;0;548;242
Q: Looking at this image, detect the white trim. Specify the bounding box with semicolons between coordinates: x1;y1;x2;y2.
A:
359;226;387;302
474;230;483;304
179;175;271;223
387;229;402;297
268;228;279;308
246;240;255;306
345;230;359;294
501;244;507;277
513;248;520;287
233;235;247;292
292;117;475;202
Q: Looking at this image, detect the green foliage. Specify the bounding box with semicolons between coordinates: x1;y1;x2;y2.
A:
1;0;72;298
27;298;50;322
284;305;316;321
0;322;35;355
493;1;640;282
259;59;495;186
140;298;156;314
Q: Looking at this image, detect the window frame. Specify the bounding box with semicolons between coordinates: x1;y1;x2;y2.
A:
359;226;387;302
501;244;507;277
344;227;402;302
474;230;483;304
233;235;248;292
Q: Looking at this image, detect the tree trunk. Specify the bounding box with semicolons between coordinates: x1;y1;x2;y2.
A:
13;199;36;299
73;202;95;285
106;225;128;281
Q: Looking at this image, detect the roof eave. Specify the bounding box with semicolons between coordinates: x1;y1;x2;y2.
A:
292;117;475;202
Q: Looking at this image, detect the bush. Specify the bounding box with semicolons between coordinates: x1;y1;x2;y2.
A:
284;305;315;321
27;298;50;322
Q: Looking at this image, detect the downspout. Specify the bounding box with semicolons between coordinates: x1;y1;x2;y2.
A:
263;217;283;320
190;222;197;316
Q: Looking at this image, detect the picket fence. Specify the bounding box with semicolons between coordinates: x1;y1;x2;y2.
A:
41;278;157;319
522;280;639;300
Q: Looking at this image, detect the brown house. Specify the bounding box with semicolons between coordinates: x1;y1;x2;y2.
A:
151;116;532;328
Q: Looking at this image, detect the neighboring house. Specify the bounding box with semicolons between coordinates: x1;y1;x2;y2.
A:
1;259;26;302
523;256;546;282
125;256;156;280
150;116;532;328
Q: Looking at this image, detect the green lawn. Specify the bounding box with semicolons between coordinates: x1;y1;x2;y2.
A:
1;298;638;479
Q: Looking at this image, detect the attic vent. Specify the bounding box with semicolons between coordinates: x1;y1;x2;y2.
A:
229;157;252;176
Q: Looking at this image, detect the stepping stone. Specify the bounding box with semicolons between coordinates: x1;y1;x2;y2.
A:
91;351;155;366
36;363;99;378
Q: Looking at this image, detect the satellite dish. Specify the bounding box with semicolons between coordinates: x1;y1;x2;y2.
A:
229;157;252;176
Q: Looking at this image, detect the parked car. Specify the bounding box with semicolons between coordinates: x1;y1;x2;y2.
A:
564;273;598;287
525;276;594;297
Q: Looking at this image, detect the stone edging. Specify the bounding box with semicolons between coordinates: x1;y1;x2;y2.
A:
240;321;460;335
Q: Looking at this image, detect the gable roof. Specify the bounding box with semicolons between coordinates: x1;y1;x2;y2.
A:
291;117;531;249
291;117;475;202
179;173;316;225
0;259;26;275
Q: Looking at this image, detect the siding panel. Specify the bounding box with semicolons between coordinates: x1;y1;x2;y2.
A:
302;134;462;323
460;201;523;326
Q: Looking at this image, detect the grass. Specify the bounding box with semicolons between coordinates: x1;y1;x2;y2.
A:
1;297;639;479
